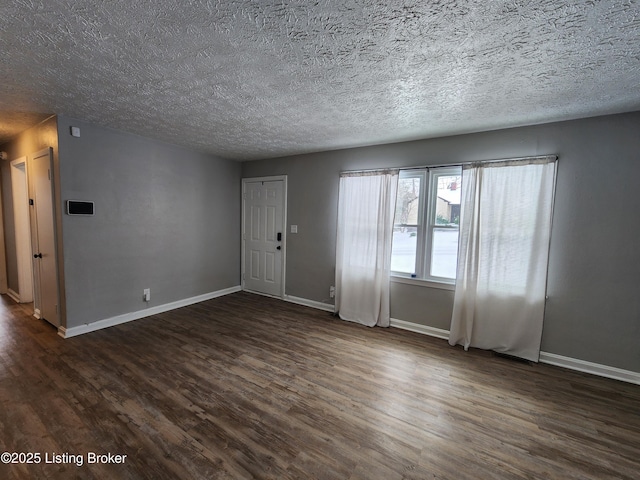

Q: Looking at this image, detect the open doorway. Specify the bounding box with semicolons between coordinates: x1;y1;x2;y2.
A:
4;149;60;328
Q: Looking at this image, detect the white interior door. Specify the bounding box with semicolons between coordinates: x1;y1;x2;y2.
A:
30;148;60;327
243;178;286;297
10;158;34;303
0;187;7;294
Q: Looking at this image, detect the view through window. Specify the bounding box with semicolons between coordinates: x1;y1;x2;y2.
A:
391;166;461;281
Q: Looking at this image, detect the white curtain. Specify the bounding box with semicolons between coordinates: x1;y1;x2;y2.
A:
335;170;399;327
449;158;556;361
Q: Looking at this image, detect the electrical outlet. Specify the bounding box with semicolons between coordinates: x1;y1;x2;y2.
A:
329;286;335;298
143;288;151;302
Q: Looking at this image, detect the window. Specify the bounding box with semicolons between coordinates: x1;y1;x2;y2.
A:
391;166;461;283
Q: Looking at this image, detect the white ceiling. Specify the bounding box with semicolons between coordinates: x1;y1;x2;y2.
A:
1;1;639;160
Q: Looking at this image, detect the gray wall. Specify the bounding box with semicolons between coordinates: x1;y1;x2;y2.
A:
0;116;59;297
242;111;640;373
57;116;241;329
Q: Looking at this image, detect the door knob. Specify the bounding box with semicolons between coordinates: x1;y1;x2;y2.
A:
33;253;42;258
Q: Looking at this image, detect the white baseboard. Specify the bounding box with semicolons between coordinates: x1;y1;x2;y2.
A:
242;290;335;313
7;289;20;303
62;289;638;385
390;318;450;340
389;318;640;385
33;308;41;320
283;294;335;312
58;285;242;339
538;352;640;385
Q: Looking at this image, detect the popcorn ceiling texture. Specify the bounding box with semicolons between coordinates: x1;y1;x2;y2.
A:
1;0;639;160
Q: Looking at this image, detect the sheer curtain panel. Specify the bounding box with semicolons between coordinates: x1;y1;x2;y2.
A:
335;171;399;327
449;157;557;361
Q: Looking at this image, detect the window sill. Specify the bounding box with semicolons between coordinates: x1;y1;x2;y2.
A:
390;275;456;291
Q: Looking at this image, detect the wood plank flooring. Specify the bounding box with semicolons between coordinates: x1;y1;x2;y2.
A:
0;291;639;479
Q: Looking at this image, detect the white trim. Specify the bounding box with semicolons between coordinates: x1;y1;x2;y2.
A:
242;175;288;184
283;294;335;312
538;352;640;385
58;285;241;339
7;289;20;303
33;308;41;319
390;276;455;291
56;289;640;385
242;288;282;300
392;166;461;283
388;318;640;385
424;167;461;281
244;290;335;314
390;318;450;339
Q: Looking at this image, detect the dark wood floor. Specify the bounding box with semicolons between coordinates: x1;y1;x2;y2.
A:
0;292;638;479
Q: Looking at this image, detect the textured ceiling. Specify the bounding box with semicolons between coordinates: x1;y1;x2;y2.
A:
1;0;639;160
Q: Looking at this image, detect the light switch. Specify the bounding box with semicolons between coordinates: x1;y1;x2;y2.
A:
290;225;298;234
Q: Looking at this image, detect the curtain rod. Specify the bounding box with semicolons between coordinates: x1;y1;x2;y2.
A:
339;154;558;176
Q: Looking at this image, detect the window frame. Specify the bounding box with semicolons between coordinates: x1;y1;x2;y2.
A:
392;169;427;277
391;165;461;286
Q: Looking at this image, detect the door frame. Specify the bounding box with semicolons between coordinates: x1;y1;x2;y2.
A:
0;183;7;294
9;157;34;303
241;175;287;299
28;147;61;327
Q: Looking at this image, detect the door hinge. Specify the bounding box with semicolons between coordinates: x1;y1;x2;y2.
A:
48;169;51;180
29;198;34;206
